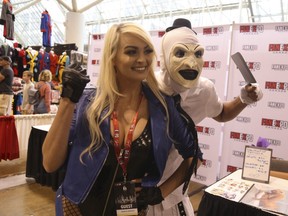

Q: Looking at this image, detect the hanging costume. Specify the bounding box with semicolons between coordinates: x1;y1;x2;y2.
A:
17;46;26;78
56;53;69;83
40;10;52;47
0;43;13;56
0;0;14;40
37;50;50;72
25;48;39;81
11;43;25;77
49;51;58;77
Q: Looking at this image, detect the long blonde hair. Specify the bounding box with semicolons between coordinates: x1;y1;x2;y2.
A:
82;22;169;158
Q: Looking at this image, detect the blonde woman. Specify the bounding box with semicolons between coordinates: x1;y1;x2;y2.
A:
33;69;52;114
42;22;199;216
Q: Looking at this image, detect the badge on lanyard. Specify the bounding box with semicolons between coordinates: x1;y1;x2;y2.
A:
114;181;138;215
112;94;143;215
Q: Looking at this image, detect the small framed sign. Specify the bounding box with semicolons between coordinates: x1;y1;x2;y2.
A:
242;145;272;183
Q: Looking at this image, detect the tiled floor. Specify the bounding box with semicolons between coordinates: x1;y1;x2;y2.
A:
0;152;26;178
0;177;55;216
0;174;27;190
0;154;204;216
0;154;55;216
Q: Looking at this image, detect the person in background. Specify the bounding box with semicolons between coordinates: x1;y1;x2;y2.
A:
21;70;34;114
0;56;14;116
42;22;200;216
33;69;52;114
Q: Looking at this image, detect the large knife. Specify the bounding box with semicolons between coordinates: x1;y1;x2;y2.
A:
231;52;257;84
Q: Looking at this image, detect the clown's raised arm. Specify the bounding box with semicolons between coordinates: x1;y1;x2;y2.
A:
149;18;263;216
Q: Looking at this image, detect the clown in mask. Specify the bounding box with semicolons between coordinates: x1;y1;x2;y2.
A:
158;19;204;95
149;18;263;216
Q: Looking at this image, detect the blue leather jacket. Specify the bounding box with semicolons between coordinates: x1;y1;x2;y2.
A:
55;84;197;215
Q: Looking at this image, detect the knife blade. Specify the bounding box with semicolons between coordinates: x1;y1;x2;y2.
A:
231;52;257;84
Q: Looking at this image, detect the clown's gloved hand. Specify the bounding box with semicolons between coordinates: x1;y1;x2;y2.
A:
240;83;263;105
137;187;164;207
61;66;90;103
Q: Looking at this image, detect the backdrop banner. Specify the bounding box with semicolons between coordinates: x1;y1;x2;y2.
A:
220;22;288;178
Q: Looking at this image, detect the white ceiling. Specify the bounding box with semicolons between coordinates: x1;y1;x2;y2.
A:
1;0;287;49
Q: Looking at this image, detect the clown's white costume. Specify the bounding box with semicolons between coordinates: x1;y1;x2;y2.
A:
148;18;263;216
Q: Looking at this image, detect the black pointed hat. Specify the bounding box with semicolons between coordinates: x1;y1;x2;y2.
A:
166;18;197;34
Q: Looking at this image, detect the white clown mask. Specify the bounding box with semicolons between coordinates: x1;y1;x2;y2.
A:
159;27;204;94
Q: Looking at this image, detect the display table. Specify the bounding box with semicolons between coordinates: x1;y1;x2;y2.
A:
14;114;56;154
198;169;288;216
25;124;65;191
0;116;19;161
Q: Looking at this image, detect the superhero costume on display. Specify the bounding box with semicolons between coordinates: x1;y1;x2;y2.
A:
37;49;50;72
49;51;59;78
0;0;14;40
0;44;13;56
150;18;263;216
41;10;52;47
25;47;39;81
56;52;70;83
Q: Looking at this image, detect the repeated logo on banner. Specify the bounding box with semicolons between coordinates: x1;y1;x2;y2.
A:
86;33;105;88
86;22;288;185
220;22;288;178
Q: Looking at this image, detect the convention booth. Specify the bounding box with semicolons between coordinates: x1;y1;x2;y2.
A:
3;21;287;194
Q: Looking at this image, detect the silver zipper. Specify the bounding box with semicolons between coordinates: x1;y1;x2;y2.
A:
102;162;119;216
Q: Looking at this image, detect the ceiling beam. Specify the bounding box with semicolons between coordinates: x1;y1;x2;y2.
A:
78;0;105;13
280;0;284;21
14;0;41;14
247;0;255;22
57;0;73;12
72;0;78;12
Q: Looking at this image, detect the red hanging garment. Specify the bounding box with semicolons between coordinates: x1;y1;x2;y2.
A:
0;116;19;161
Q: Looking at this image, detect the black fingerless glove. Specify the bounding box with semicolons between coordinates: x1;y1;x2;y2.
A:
61;64;90;103
137;187;164;207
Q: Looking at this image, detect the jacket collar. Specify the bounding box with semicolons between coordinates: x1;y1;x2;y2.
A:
100;82;164;146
